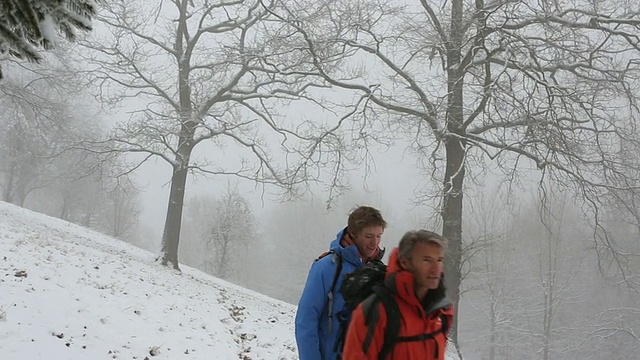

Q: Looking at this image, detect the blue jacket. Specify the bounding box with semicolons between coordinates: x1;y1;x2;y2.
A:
295;228;368;360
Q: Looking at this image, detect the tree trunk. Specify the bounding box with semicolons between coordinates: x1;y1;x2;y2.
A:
14;172;30;207
59;196;69;220
218;233;230;279
442;136;465;343
82;212;92;228
159;0;194;271
2;165;15;203
159;133;193;271
489;299;497;360
161;164;189;270
442;0;465;346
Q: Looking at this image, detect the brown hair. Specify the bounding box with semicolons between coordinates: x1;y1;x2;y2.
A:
397;230;448;259
347;206;387;237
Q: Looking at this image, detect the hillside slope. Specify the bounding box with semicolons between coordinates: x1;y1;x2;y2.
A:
0;201;298;360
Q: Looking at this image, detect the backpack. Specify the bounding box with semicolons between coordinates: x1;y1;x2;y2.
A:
340;259;387;309
316;252;386;340
332;260;395;357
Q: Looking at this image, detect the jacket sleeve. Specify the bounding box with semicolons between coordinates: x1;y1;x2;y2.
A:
342;301;386;359
295;261;328;360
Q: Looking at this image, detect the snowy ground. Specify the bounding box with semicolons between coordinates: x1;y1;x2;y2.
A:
0;201;298;360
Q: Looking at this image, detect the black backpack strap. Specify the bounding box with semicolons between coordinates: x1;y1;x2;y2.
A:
360;293;380;355
441;312;449;340
437;312;449;359
391;310;450;359
360;285;400;360
375;285;401;360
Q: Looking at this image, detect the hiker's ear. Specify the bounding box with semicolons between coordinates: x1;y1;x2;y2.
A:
399;256;410;270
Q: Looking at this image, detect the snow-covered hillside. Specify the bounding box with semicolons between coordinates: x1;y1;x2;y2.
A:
0;201;298;360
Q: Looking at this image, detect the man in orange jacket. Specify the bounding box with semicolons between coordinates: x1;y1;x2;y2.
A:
342;230;454;360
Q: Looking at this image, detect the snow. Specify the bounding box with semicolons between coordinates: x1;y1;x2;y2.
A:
56;3;94;30
0;201;298;360
40;14;58;45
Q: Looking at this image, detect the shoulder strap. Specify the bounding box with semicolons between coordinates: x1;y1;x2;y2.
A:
317;251;343;334
328;252;343;299
375;285;401;360
441;312;449;340
360;285;400;360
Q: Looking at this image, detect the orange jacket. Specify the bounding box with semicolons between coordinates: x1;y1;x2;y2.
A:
342;248;454;360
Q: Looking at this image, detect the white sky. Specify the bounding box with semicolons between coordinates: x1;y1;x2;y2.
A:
132;139;426;244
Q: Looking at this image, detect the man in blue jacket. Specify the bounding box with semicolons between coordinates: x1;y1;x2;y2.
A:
295;206;387;360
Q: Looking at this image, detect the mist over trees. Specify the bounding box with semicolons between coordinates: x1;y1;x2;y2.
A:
0;52;142;243
180;183;257;283
267;0;640;346
459;184;640;359
259;189;403;302
2;0;640;358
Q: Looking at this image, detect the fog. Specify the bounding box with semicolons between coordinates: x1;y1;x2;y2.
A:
2;0;640;359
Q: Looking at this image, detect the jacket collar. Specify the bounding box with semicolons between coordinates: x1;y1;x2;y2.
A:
329;227;385;266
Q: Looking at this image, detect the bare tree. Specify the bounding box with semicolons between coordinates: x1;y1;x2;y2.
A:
179;184;256;283
104;177;140;240
0;117;49;205
79;0;351;270
0;57;90;206
272;0;640;344
1;75;48;204
179;194;215;270
59;161;141;240
462;187;522;360
0;51;140;238
459;181;640;359
598;132;640;285
262;194;345;302
261;189;396;303
496;190;593;359
579;307;640;358
205;184;256;280
530;192;580;360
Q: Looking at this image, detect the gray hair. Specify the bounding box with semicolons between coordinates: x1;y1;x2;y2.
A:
397;230;448;259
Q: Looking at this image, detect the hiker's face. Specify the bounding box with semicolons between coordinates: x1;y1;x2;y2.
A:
404;242;444;291
353;225;384;260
